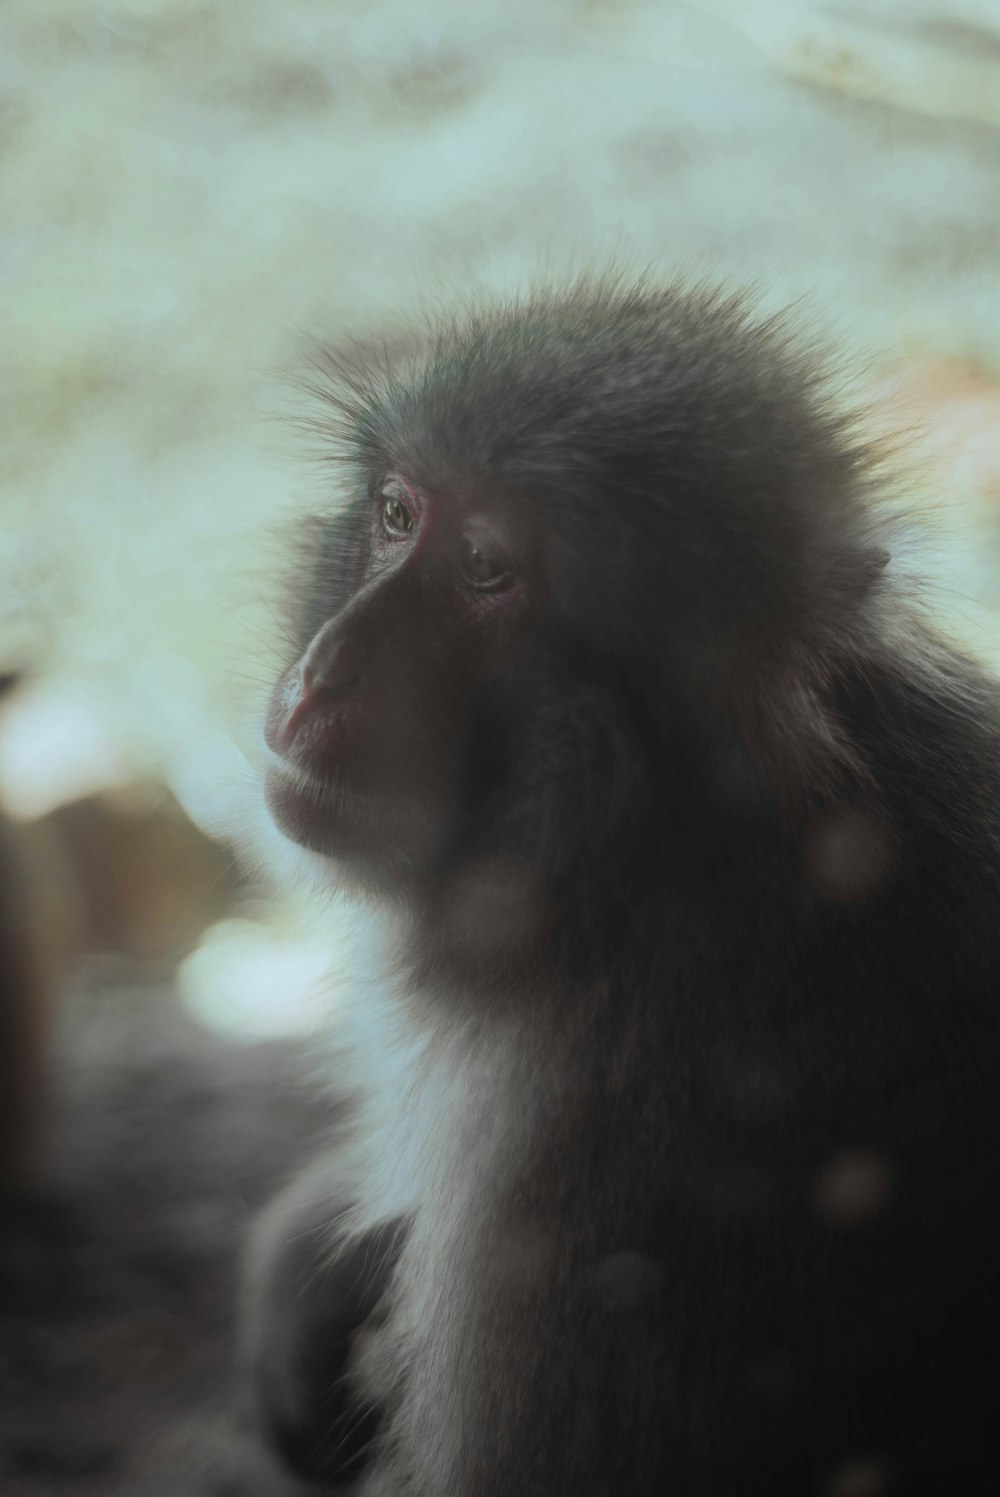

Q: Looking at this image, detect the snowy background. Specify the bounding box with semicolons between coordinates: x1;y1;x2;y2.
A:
3;0;1000;798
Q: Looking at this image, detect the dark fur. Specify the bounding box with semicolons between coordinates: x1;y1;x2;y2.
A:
243;279;1000;1496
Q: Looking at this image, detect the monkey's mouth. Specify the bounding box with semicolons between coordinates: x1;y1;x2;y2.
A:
263;667;446;863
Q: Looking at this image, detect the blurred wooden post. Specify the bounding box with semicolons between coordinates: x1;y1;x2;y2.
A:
0;814;68;1182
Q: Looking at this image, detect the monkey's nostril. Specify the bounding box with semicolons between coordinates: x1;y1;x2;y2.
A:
314;669;361;700
302;631;363;700
300;657;360;701
270;660;361;754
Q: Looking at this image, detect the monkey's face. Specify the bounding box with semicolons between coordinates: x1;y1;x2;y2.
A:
262;282;877;913
263;472;549;888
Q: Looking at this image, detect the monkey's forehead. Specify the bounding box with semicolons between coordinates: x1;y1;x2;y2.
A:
325;282;858;509
305;282;886;649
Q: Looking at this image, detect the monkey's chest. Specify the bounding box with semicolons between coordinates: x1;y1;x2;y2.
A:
368;1255;647;1491
354;1092;1000;1497
358;1123;686;1495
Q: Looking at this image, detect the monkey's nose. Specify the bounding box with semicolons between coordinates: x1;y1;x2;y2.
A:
301;628;363;698
300;660;360;699
268;634;362;753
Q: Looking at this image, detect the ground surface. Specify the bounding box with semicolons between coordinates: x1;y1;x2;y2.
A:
0;965;325;1497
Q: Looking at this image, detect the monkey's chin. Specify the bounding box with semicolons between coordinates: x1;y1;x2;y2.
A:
264;762;429;870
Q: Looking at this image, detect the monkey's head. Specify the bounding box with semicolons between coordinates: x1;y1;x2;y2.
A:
264;281;888;943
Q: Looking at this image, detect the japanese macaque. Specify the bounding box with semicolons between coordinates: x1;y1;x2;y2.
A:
242;280;1000;1496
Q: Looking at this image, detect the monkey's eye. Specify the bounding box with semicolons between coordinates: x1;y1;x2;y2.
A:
381;489;415;539
460;536;511;591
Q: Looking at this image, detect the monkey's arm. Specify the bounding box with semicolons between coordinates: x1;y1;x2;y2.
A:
239;1157;406;1488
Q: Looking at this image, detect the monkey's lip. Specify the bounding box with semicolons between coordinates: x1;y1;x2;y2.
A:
265;761;338;850
264;757;429;857
264;760;375;854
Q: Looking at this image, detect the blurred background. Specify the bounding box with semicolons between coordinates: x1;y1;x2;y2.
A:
1;2;999;1492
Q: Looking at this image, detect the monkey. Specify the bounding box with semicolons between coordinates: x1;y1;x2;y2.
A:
239;278;1000;1497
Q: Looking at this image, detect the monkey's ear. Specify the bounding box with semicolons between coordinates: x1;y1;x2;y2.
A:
867;548;891;574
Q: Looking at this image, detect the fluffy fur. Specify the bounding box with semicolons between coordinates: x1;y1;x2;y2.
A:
243;279;1000;1496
